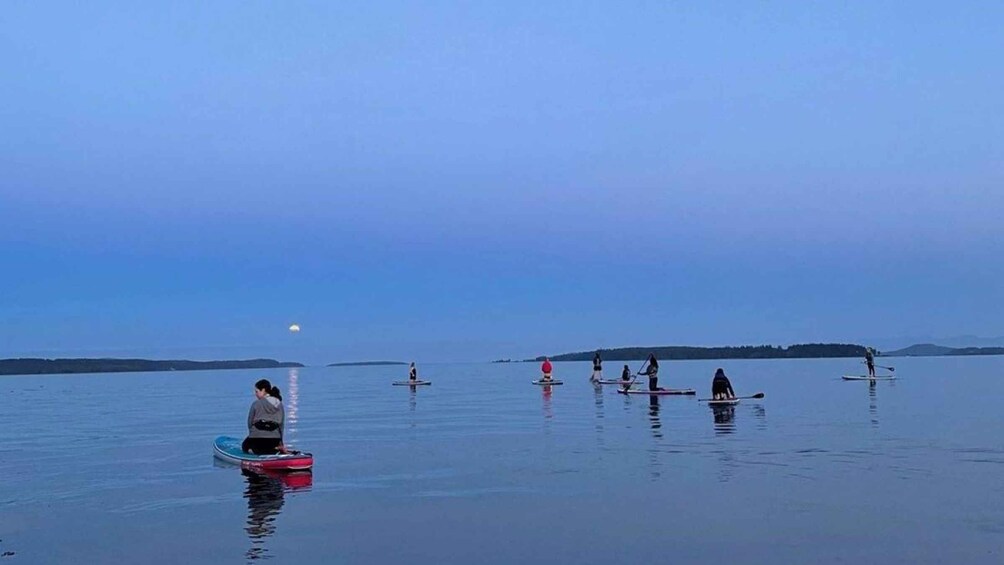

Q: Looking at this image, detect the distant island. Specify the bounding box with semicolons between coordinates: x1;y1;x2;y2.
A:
533;343;869;362
0;358;303;377
327;361;407;367
883;344;1004;357
491;359;514;363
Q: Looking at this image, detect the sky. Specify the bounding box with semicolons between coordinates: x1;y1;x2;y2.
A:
1;2;1002;364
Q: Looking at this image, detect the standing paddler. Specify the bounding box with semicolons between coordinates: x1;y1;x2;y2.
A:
864;347;876;379
640;353;662;392
590;351;603;382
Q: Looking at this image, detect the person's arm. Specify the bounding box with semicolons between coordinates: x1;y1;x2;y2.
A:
247;403;255;432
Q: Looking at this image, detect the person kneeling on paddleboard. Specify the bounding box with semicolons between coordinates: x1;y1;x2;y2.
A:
591;352;602;382
620;364;634;391
541;357;553;382
242;379;285;455
641;354;662;391
712;368;735;400
409;362;418;382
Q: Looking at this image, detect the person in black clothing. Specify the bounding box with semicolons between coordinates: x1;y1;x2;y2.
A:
641;353;661;391
409;362;418;381
619;364;634;391
864;348;876;378
712;368;735;400
591;352;603;382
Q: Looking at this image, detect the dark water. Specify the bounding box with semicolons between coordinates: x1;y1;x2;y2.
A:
2;357;1003;564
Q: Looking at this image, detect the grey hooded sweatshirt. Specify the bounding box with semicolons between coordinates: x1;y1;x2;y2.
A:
246;396;284;439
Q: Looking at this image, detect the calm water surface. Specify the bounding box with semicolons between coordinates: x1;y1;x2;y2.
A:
2;357;1003;563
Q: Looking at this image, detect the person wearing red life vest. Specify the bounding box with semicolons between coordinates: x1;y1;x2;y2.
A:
541;358;553;382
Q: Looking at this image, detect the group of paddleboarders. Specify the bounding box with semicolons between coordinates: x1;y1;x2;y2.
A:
242;379;286;455
235;347;882;456
551;351;738;398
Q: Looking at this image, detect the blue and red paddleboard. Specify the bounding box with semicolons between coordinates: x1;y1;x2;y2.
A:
213;436;313;471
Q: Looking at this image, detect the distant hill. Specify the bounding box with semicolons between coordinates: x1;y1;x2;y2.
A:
950;347;1004;356
883;344;955;357
534;343;868;362
327;361;407;367
884;344;1004;357
0;358;303;376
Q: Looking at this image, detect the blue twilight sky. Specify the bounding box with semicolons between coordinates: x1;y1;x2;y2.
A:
1;2;1002;364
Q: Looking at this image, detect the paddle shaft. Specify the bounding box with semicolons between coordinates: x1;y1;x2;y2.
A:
862;361;895;371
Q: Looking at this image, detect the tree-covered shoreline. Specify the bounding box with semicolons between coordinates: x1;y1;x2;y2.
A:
0;358;303;376
532;343;869;362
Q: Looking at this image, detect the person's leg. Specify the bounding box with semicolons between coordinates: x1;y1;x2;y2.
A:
649;377;658;392
243;437;281;454
243;437;266;454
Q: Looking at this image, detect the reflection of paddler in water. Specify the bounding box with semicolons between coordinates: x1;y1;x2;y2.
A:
752;404;767;430
711;404;736;435
541;383;553;419
243;469;283;561
243;468;312;561
648;396;662;438
869;379;878;427
646;395;663;479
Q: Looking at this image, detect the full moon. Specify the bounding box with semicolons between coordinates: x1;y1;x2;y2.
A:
288;324;301;333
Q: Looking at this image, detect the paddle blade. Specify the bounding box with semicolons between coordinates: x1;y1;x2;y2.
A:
751;392;765;399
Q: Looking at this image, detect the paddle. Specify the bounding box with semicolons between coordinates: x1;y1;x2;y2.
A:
698;392;766;402
861;361;895;372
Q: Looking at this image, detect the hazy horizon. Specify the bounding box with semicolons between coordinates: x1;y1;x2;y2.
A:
5;333;1003;366
3;3;1001;365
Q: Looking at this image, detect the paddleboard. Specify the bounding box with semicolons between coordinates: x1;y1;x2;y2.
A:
617;388;695;396
532;380;563;385
392;380;432;386
842;375;896;381
213;435;313;471
706;398;741;406
595;379;637;385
